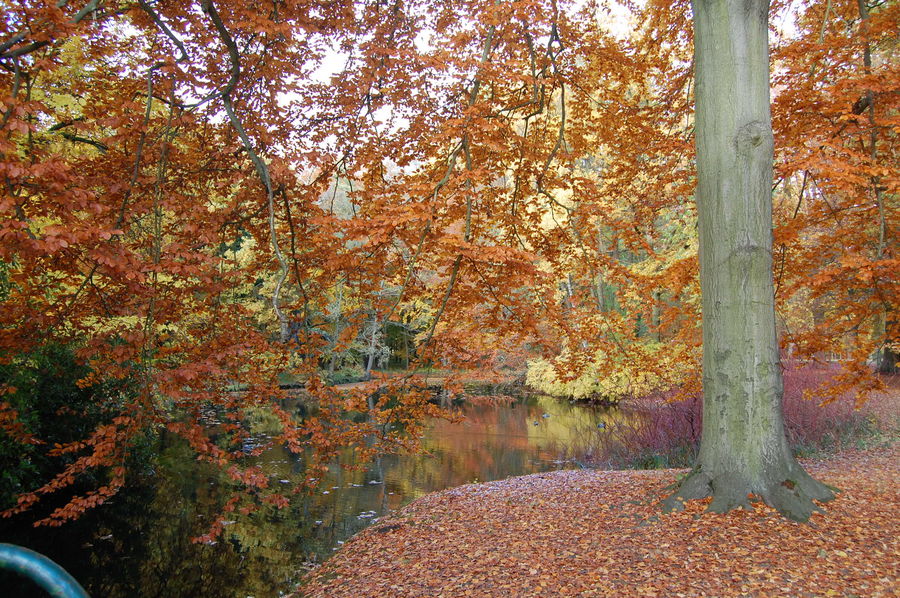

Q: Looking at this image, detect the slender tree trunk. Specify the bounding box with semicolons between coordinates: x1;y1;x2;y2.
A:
565;274;574;309
593;233;607;311
328;278;344;375
663;0;835;521
402;320;410;370
857;0;897;375
652;290;662;342
365;319;378;380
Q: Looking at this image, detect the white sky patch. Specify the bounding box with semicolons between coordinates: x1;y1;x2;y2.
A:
772;1;801;43
597;0;638;41
311;44;352;85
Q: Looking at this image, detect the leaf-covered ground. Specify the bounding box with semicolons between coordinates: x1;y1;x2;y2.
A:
299;443;898;597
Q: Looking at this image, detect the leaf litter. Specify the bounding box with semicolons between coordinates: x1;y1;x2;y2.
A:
299;443;898;597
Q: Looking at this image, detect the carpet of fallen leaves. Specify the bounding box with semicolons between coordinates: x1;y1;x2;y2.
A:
299;443;898;597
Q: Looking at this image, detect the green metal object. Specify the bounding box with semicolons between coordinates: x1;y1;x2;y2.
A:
0;543;90;598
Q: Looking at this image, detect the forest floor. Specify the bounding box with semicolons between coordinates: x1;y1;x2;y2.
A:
298;438;898;597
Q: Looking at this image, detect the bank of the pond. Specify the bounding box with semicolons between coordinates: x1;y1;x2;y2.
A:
298;442;899;597
232;371;525;410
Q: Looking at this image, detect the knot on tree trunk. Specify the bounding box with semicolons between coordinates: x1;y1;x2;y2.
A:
733;120;772;155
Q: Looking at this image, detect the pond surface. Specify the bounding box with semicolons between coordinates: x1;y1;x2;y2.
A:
0;393;624;597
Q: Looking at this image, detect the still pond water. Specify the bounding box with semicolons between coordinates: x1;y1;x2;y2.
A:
2;393;623;597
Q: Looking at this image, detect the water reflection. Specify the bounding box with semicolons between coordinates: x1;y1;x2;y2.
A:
0;393;625;597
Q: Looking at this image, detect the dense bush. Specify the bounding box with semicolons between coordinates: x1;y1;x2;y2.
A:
0;343;137;510
585;393;701;469
780;361;882;457
327;365;368;385
525;344;689;403
584;362;883;469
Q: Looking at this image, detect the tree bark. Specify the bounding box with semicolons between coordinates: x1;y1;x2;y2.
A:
663;0;835;521
328;278;344;375
857;0;897;376
365;318;378;381
402;320;410;370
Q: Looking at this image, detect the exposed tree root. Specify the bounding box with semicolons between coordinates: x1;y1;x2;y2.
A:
661;464;838;522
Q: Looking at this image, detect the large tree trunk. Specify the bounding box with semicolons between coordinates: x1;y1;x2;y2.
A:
663;0;835;521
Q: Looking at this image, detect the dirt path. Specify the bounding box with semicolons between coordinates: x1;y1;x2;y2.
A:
298;443;898;597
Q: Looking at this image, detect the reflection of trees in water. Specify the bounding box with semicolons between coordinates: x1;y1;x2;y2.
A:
0;435;259;598
3;434;318;598
109;437;307;598
2;395;621;597
422;395;631;467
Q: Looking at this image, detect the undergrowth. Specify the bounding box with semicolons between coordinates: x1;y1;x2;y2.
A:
581;362;894;470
